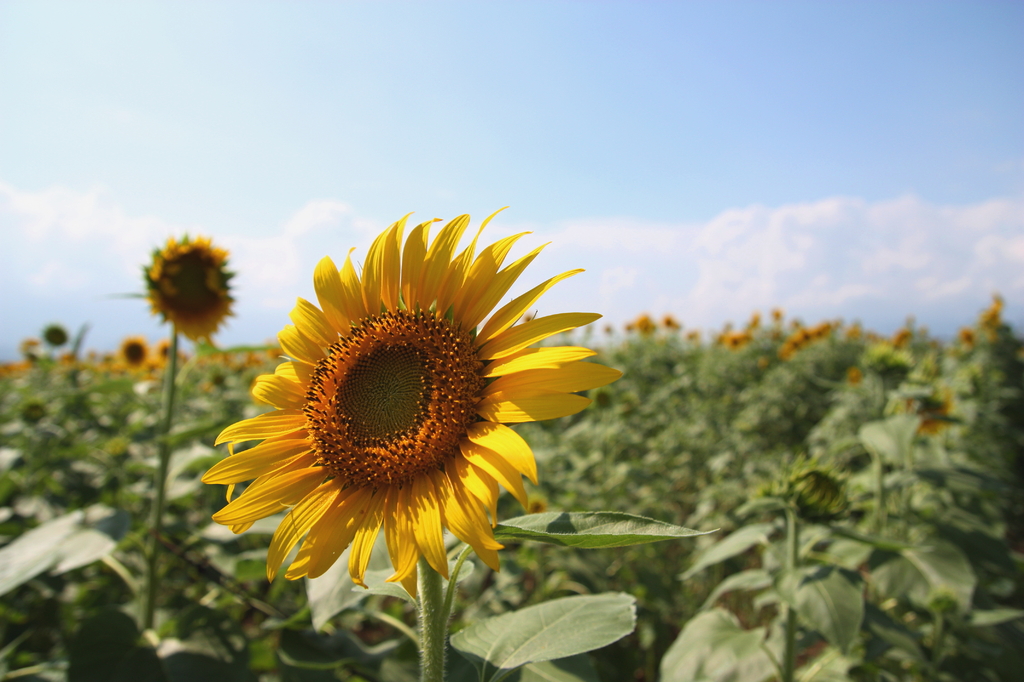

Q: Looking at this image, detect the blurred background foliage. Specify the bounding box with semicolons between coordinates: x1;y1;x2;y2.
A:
1;297;1022;681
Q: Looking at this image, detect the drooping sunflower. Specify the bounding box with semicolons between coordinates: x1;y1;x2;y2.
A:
144;235;234;342
203;212;620;595
120;335;150;368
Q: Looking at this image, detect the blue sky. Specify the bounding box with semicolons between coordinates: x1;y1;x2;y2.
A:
2;1;1022;358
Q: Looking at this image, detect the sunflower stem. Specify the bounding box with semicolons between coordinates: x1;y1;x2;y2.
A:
783;506;800;682
441;545;474;623
417;558;448;682
142;329;179;632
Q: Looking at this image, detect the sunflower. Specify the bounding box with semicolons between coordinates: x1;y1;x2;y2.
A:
144;235;234;342
203;212;620;595
119;336;150;368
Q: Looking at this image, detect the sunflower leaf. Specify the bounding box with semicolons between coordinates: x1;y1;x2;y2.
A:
450;593;635;682
493;512;713;549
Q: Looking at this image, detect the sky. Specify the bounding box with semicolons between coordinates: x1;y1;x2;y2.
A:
1;1;1022;359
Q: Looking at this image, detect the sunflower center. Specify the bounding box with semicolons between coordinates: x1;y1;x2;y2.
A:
336;344;428;441
165;252;221;313
304;310;485;488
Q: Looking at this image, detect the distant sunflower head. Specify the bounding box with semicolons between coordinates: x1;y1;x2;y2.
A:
204;211;620;595
43;324;69;347
120;336;150;368
144;235;234;342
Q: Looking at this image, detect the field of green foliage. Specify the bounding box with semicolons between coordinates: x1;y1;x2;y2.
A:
2;299;1022;682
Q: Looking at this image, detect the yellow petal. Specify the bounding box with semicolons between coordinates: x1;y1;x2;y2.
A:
477;312;602;360
313;255;351;335
401;219;436;310
267;480;342;581
348;489;386;587
452;231;530;324
452;454;499;525
460;440;528;508
286;486;372;580
278;324;326;365
432;469;502;571
417;215;471;309
483;362;622;398
215;409;306;446
212;466;326;525
383;485;419;585
466;422;537;484
275;360;313;385
482;346;597;377
410;475;448;578
436;218;487;314
338;248;367;324
251;374;306;410
363;217;407;314
203;438;312;484
476;269;584;346
290;298;336;349
476;390;592;423
460;243;548;333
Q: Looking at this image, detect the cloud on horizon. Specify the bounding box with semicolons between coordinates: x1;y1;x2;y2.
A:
2;180;1022;359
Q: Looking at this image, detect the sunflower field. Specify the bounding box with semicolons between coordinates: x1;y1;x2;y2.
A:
2;281;1023;681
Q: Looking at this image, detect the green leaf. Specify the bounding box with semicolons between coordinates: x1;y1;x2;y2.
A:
0;510;83;596
162;652;254;682
870;541;976;611
450;593;636;682
68;609;167;682
681;522;777;580
968;609;1024;627
493;512;713;549
52;529;117;574
861;603;923;662
277;629;398;671
859;415;919;466
701;569;772;610
519;655;600;682
659;608;773;682
796;646;856;682
735;496;788;518
777;566;864;654
827;526;916;552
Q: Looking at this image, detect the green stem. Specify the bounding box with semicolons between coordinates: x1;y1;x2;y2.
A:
871;449;887;535
441;545;474;622
783;507;800;682
142;329;179;631
931;612;946;669
418;558;448;682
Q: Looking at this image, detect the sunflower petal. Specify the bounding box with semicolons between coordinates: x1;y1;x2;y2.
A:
432;470;502;571
436;218;488;314
286;486;371;580
313;256;351;334
453;231;530;323
483;362;622;397
477;312;602;359
267;480;342;581
460;440;528;508
461;243;549;332
275;360;313;385
251;374;306;410
212;467;326;526
215;409;306;446
348;490;386;587
338;248;367;324
401;219;436;310
466;422;537;484
290;298;336;349
278;324;326;365
383;486;419;585
203;438;312;484
452;454;500;525
482;346;597;377
476;390;592;423
363;216;407;314
417;215;471;309
410;475;448;578
476;269;584;345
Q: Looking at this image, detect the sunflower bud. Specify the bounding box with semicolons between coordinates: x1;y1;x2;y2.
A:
784;464;848;523
43;324;69;347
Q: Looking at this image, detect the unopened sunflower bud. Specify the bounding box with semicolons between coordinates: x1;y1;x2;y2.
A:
788;467;848;523
43;324;69;347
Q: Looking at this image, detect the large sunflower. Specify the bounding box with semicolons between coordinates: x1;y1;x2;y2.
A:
144;235;234;342
203;212;619;595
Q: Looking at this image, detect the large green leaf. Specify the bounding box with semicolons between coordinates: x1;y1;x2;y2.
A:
450;593;636;682
659;608;773;682
859;415;919;466
871;541;976;611
450;654;599;682
306;536;392;630
701;569;772;610
681;522;777;580
777;565;864;654
493;512;712;549
68;609;167;682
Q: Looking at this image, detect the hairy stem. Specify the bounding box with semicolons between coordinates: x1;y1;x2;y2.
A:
783;507;801;682
418;558;448;682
